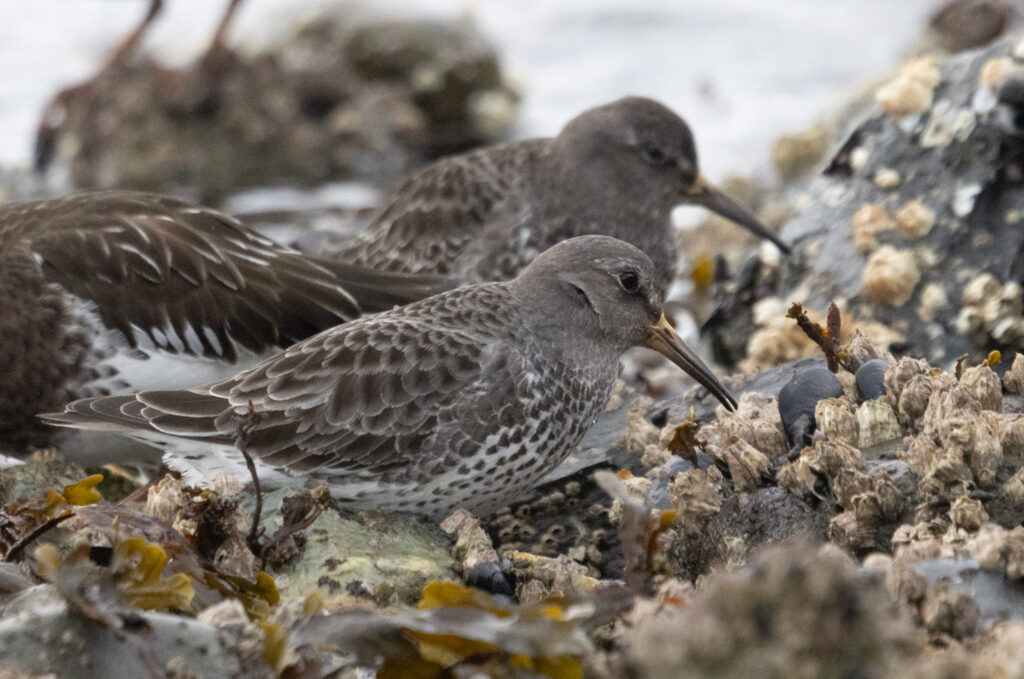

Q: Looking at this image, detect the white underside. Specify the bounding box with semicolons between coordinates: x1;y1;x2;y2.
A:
56;294;274;467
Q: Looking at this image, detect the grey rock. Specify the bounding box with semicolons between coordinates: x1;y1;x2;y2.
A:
0;585;272;679
908;557;1024;626
705;38;1024;367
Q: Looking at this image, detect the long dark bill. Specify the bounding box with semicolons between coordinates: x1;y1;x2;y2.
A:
688;175;791;254
644;314;738;411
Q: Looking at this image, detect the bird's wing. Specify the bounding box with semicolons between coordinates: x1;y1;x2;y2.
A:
339;140;547;275
42;286;524;477
7;191;361;362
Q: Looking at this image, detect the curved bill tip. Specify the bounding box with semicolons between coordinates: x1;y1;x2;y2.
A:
688;175;792;255
644;314;738;412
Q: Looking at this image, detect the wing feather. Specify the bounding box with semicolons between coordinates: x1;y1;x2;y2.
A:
1;191;362;362
41;285;525;480
332;141;546;276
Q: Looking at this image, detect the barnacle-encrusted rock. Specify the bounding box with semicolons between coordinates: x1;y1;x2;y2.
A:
922;582;980;639
1003;353;1024;394
862;246;921;306
956;274;1024;344
852;203;896;253
670;469;723;527
876;56;942;116
712;437;773;492
37;11;520;197
901;432;973;497
885;357;928;404
844;330;893;371
895;199;936;239
963;272;1001;307
999;466;1024;508
852;492;885;528
959;365;1003;412
980;55;1013;89
773;125;830;181
505;551;597;604
441;509;498;570
874;167;901;189
815;397;859;445
623;398;660;454
833;467;874;510
898;373;935;425
972;524;1024;579
782;437;883;510
964;419;1002;490
949;493;989;531
777;457;828;500
829;510;879;551
741;302;871;372
921;382;983;437
857;399;902;447
707;392;788;459
873;473;907;523
641;443;672;469
891;522;947;561
806;439;867;479
918;282;949;323
705;37;1024;370
883;560;929;610
627;541;918;678
917;383;1003;489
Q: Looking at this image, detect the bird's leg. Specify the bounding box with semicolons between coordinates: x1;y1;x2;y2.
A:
235;401;265;557
241;447;264;556
256;496;324;571
200;0;244;72
97;0;164;79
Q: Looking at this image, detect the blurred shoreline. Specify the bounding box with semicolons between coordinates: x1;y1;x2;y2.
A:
0;0;943;180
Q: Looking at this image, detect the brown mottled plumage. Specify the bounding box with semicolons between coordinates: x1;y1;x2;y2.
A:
1;191;449;454
43;236;737;516
323;96;789;290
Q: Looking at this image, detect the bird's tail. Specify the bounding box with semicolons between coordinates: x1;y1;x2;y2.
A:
39;395;147;432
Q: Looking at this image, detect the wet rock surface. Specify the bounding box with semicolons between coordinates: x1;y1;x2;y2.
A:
705;36;1024;370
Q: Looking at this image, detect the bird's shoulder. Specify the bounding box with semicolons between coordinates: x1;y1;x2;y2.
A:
217;282;522;404
345;139;551;273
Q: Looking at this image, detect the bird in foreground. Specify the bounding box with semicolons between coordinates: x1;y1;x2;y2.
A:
43;236;737;516
322;96;790;291
1;191;450;459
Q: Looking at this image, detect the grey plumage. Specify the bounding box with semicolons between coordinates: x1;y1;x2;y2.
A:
325;96;789;291
0;190;449;452
43;236;736;516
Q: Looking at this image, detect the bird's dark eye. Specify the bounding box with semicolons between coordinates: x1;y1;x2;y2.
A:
641;144;668;166
618;271;640;293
